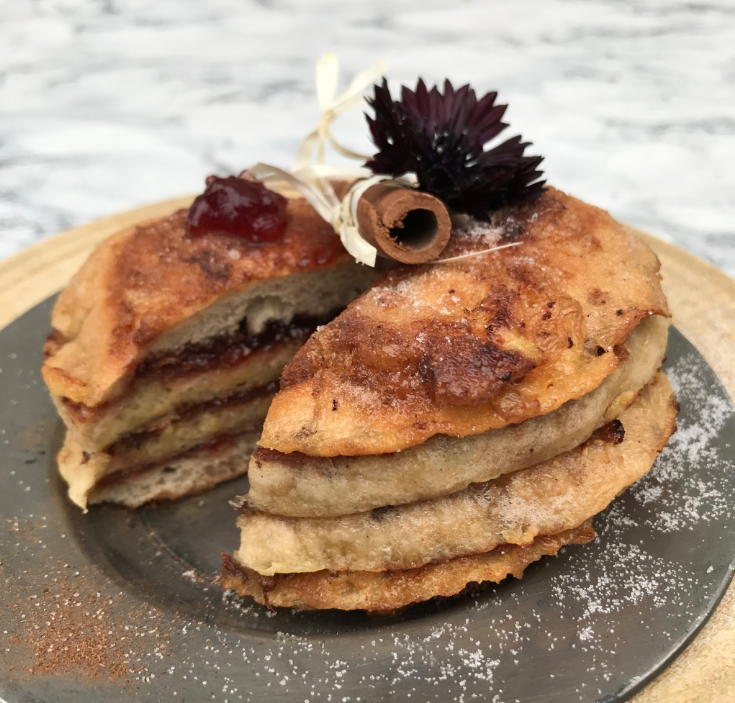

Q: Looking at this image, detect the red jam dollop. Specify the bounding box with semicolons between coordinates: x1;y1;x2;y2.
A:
186;176;288;243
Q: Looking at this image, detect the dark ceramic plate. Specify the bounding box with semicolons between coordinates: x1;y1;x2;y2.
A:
1;297;735;703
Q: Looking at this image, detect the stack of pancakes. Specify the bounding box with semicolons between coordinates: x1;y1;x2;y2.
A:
42;200;379;509
221;189;678;611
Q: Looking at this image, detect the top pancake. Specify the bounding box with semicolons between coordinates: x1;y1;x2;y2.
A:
259;188;669;457
42;199;354;408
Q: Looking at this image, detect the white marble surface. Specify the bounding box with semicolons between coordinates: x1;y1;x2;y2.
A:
1;0;734;274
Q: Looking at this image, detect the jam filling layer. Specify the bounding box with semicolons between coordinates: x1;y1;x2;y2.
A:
61;309;340;418
92;431;257;492
136;310;340;383
105;380;278;457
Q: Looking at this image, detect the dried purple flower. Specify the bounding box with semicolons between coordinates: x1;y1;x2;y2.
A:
365;78;545;219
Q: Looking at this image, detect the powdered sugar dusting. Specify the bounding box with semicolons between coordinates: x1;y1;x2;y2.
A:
452;217;505;246
631;351;735;532
549;541;690;618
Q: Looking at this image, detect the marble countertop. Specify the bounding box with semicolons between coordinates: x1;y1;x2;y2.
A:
1;0;734;275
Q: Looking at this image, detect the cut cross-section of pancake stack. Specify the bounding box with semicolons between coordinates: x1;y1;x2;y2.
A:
221;189;678;611
42;197;380;509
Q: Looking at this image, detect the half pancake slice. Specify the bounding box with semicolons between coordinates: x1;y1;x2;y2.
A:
221;189;676;612
43;196;380;509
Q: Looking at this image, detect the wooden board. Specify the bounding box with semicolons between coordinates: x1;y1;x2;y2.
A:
0;198;733;702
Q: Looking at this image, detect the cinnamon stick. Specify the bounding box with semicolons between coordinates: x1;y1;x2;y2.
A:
356;183;451;264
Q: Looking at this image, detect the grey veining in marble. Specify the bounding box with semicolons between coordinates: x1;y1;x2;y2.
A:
1;0;734;274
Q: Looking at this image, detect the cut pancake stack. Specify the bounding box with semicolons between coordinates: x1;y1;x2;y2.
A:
221;189;678;611
42;199;379;509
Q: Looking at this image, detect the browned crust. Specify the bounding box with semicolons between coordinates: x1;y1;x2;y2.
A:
219;522;595;611
260;187;670;456
42;197;351;407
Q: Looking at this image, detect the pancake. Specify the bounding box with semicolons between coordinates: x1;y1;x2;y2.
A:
258;188;669;457
43;202;379;452
43;193;381;508
233;372;677;575
82;432;258;509
220;522;595;612
247;314;668;517
52;315;332;452
42;201;375;410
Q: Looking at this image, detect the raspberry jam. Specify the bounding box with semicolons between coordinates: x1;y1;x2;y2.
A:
186;176;288;243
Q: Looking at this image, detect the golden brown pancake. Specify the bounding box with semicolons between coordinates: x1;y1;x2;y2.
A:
220;522;595;611
42;201;373;408
43;203;379;449
258;188;669;457
247;314;668;517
